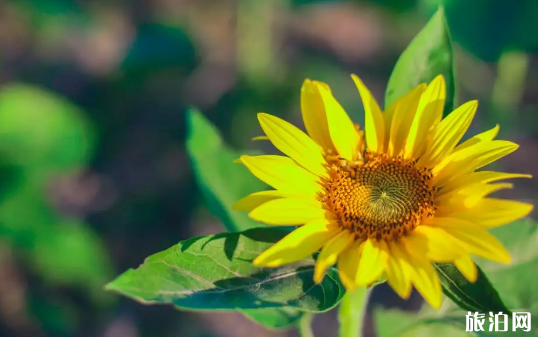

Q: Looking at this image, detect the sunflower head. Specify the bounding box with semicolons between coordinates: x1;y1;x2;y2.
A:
233;74;533;309
322;151;436;241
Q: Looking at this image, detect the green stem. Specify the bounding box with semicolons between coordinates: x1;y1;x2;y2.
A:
338;287;370;337
298;313;314;337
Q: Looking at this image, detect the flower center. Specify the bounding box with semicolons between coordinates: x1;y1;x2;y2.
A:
321;152;436;240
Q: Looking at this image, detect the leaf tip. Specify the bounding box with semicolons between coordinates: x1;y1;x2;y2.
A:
103;280;118;292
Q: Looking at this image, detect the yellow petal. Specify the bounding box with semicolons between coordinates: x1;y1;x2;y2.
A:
436;182;513;208
258;113;328;177
425;217;511;263
385;256;411;299
405;75;446;159
252;135;269;141
435;139;518;177
441;198;533;228
385;256;407;297
389;84;426;157
356;239;389;287
465;183;513;207
396;240;442;309
315;82;360;161
408;256;443;309
253;219;338;267
453;124;499;153
337;240;362;290
233;190;301;211
301;79;336;152
405;225;463;262
454;255;478;283
351;74;385;153
438;171;531;196
387;242;413;298
433;140;519;186
249;197;329;225
419;100;478;168
382;101;397;147
314;230;354;283
240;155;321;195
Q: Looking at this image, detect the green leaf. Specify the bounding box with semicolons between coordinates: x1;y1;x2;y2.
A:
186;108;268;232
0;84;95;172
385;7;455;116
434;262;510;314
241;308;303;329
106;227;345;312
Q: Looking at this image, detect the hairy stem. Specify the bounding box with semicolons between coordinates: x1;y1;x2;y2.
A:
338;287;370;337
298;313;314;337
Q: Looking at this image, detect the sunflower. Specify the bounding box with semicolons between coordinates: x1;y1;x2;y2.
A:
233;75;533;308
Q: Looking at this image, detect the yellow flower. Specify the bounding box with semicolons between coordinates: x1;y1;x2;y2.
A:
233;75;533;308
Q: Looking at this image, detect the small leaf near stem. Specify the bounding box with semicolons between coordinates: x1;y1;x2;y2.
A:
385;7;455;117
338;287;370;337
434;262;511;314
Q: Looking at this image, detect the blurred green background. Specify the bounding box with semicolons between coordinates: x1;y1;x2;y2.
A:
0;0;536;336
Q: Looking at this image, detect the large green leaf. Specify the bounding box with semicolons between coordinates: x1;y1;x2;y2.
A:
106;227;345;312
186;109;267;232
374;220;538;337
434;262;510;314
385;7;455;116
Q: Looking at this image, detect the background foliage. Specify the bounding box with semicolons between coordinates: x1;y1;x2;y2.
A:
0;0;536;337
